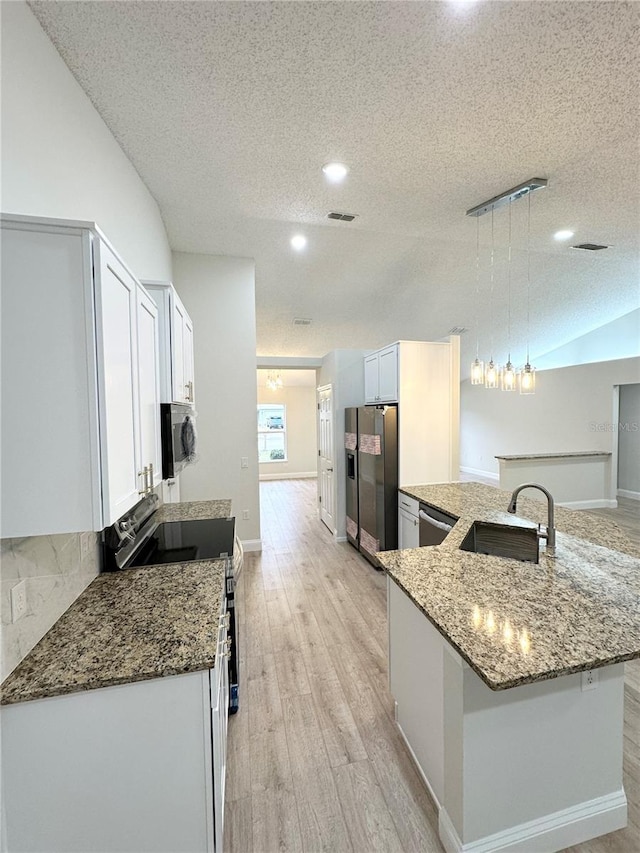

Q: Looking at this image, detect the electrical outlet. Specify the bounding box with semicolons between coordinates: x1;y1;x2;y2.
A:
581;669;599;691
11;580;27;623
242;509;249;520
241;457;249;469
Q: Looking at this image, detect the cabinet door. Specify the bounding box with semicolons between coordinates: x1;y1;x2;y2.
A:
398;506;419;549
95;241;140;524
211;619;229;852
171;295;186;403
364;353;380;403
377;345;398;402
136;286;162;488
183;315;195;404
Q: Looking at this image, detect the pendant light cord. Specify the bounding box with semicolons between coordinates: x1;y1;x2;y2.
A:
489;206;495;362
475;216;480;359
526;191;531;365
507;199;512;362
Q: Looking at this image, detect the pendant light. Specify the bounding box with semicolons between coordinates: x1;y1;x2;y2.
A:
519;192;536;394
470;215;485;384
484;206;500;389
502;199;516;391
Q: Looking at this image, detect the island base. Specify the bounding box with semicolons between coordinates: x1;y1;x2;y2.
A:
388;577;627;853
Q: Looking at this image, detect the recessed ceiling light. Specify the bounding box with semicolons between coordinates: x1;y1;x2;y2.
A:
554;230;574;241
322;162;348;183
291;234;307;251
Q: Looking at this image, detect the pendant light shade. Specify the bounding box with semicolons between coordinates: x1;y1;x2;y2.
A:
485;360;500;389
470;357;485;384
519;363;536;394
502;361;517;391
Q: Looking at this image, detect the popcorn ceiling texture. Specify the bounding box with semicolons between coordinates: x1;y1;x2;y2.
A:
25;1;640;361
379;482;640;690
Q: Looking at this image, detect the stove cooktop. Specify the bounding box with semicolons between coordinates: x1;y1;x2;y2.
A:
128;517;236;568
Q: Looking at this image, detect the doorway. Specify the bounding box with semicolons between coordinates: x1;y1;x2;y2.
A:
317;384;335;533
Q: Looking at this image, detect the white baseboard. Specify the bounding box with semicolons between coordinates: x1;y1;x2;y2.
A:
438;789;627;853
558;499;618;510
459;466;499;483
617;488;640;501
259;471;317;481
241;538;262;552
334;534;347;543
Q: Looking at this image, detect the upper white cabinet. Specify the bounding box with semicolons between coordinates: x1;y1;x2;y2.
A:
364;344;398;403
143;281;195;405
364;339;461;485
0;215;160;537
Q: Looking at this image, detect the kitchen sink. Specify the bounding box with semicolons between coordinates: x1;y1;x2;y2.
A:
459;521;539;563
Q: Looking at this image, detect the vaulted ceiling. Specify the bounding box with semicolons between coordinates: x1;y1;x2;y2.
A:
28;1;639;370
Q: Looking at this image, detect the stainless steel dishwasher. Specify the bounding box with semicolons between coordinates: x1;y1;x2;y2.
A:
418;503;458;546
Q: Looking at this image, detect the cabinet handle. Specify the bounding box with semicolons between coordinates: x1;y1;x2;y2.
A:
224;637;233;659
185;380;193;402
138;466;149;495
224;612;231;629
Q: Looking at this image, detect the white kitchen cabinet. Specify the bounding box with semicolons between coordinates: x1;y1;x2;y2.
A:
143;281;195;405
135;285;162;490
0;215;160;537
1;609;229;852
398;498;420;549
363;339;461;486
364;344;398;403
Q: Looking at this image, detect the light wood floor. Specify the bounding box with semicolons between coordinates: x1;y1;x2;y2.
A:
224;478;640;853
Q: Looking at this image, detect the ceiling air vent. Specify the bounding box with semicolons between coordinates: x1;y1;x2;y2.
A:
571;243;609;251
448;326;468;335
293;318;312;326
328;212;357;222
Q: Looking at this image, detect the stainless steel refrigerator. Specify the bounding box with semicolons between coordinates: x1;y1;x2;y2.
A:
344;405;398;567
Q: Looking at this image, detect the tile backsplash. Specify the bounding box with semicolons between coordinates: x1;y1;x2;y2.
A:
0;531;100;682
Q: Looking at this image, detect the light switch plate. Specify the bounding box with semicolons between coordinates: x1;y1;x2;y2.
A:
11;579;27;623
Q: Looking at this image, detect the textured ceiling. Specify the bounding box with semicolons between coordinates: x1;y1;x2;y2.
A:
28;0;640;370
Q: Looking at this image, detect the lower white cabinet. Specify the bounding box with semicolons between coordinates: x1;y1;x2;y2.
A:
1;658;229;851
398;503;420;549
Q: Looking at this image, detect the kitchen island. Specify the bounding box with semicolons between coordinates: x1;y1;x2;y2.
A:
378;482;640;853
1;498;232;853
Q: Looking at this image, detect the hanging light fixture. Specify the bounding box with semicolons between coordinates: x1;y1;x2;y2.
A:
519;192;536;395
501;199;516;391
470;215;485;384
484;206;500;389
465;177;547;395
266;370;283;391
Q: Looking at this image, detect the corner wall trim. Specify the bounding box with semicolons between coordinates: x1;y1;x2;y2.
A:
438;789;627;853
241;539;262;553
459;466;499;483
617;488;640;501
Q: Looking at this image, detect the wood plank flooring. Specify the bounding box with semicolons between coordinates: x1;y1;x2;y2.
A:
224;478;640;853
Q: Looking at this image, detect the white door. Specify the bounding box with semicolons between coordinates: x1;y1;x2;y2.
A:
317;384;335;533
136;285;161;489
95;240;140;524
171;294;186;403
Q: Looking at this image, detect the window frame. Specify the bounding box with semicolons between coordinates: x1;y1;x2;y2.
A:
257;403;288;464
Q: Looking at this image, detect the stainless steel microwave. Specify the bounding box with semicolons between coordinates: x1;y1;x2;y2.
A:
160;403;197;479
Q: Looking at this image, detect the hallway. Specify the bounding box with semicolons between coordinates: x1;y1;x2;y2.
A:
224;479;640;853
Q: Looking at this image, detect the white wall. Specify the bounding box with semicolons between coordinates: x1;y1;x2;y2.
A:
618;383;640;496
318;349;367;538
534;309;640;371
0;1;172;281
258;382;318;480
172;253;261;547
461;357;640;479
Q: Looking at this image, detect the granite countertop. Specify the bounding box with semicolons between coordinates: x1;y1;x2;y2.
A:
379;482;640;691
1;499;232;706
495;451;612;460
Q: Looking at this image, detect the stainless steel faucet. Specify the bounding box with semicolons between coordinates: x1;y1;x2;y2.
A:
507;483;556;553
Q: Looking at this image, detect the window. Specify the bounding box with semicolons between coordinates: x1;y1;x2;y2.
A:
257;404;287;463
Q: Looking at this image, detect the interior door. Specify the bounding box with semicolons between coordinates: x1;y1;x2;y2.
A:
317;384;335;533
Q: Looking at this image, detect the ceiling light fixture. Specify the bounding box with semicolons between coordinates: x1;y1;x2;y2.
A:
266;371;283;391
291;234;307;251
501;199;516;391
322;162;348;183
470;216;485;384
466;177;546;395
519;192;536;395
554;229;574;241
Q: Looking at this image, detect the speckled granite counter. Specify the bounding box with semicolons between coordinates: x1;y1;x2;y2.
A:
1;498;232;706
379;482;640;690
